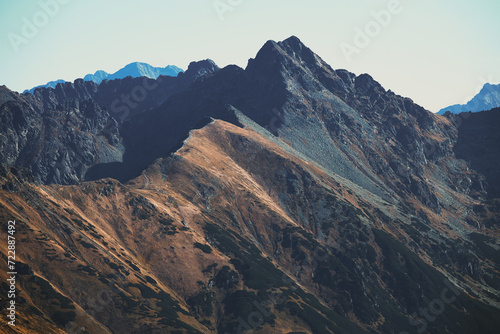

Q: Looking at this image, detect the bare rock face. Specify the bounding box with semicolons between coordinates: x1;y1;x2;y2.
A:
0;90;123;184
1;37;500;334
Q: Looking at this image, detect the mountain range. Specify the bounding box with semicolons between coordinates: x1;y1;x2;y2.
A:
1;36;499;334
438;82;500;114
23;62;183;94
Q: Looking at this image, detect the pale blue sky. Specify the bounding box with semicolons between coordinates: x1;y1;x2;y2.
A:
0;0;499;112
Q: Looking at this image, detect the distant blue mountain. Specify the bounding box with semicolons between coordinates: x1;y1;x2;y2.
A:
83;70;110;84
438;83;500;115
24;62;183;94
83;62;183;84
24;79;66;94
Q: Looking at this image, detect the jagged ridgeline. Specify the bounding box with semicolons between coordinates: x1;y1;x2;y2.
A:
1;37;499;333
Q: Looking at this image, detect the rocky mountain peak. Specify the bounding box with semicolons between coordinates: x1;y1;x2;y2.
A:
0;85;21;106
181;59;220;81
278;35;323;67
280;35;305;50
246;36;326;76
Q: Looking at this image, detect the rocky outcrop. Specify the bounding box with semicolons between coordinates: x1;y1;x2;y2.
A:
0;92;123;184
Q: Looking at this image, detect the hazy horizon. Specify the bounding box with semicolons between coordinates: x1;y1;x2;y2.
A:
1;0;499;112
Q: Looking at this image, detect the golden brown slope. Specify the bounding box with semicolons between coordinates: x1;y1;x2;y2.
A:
0;119;499;333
